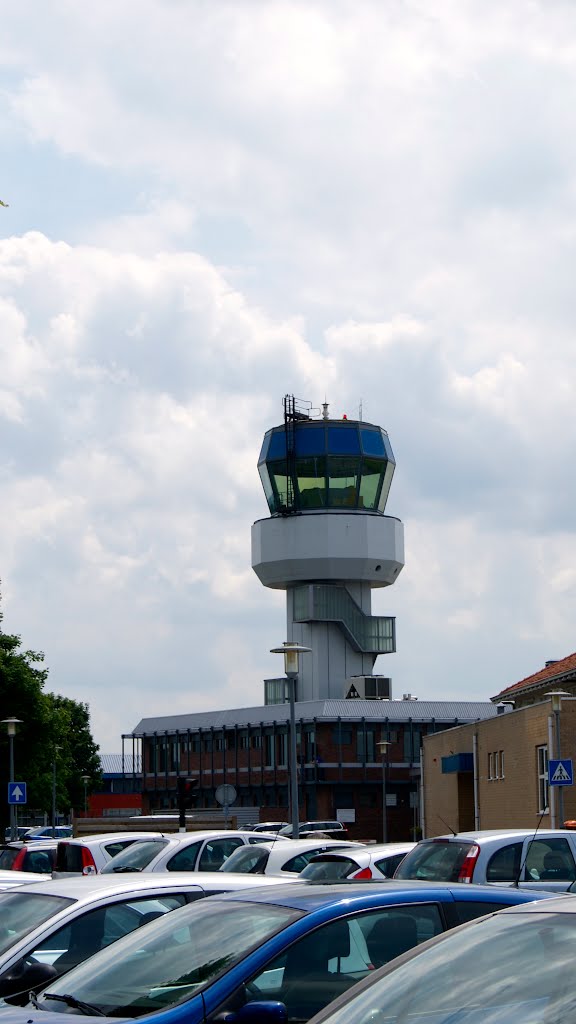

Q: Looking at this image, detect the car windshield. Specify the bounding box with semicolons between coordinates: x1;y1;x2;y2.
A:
394;840;471;881
0;892;75;955
101;839;169;873
220;846;269;873
316;910;576;1024
37;900;302;1016
300;856;358;880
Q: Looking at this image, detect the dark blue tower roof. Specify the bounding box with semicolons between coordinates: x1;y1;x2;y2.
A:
258;417;396;516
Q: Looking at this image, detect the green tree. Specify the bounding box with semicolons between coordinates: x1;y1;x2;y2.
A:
0;594;101;829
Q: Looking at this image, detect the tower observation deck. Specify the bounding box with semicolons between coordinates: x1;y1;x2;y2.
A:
251;397;405;703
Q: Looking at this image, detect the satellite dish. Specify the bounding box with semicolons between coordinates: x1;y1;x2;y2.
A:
215;784;237;806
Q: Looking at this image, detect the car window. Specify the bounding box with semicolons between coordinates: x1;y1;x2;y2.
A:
300;856;359;880
282;850;329;873
453;900;519;924
373;852;408;877
222;904;444;1022
524;837;576;881
103;840;138;859
165;842;202;871
395;841;471;881
197;838;244;870
0;893;76;957
485;841;523;882
101;839;170;873
220;846;269;873
0;848;19;870
28;895;188;974
23;849;54;873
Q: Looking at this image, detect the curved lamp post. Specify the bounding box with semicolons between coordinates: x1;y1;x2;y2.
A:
1;718;23;841
271;642;311;839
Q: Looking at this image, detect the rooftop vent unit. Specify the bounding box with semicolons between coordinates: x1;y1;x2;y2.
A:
402;693;418;701
344;676;391;700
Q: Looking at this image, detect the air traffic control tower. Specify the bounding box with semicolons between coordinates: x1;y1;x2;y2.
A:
251;396;405;704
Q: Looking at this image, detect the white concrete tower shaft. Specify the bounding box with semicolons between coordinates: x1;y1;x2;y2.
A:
251;398;405;702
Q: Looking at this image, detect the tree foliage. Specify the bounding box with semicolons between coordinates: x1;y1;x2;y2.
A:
0;593;101;828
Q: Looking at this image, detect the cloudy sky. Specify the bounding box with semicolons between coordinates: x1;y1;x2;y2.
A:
2;0;576;753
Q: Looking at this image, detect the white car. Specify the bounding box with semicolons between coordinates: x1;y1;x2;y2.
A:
0;871;297;1003
53;832;169;877
300;842;416;880
100;830;288;874
220;838;363;876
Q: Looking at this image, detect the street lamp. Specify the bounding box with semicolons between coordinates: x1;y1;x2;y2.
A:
1;718;22;841
546;690;570;828
81;774;90;816
377;739;390;844
52;746;62;838
271;642;311;839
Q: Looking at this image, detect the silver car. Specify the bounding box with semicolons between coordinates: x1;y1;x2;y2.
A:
0;871;297;1003
100;829;287;874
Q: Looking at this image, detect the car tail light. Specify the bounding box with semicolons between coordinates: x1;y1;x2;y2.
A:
457;844;480;883
351;867;373;879
81;848;98;875
12;849;27;870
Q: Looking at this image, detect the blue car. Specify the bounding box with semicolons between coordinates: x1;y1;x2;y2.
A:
0;881;555;1024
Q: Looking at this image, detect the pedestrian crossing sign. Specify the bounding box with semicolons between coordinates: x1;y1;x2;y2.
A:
549;759;573;786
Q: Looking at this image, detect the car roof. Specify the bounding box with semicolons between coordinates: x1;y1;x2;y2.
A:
201;879;557;912
60;832;166;846
0;871;298;900
122;829;282;846
258;838;362;853
421;829;576;842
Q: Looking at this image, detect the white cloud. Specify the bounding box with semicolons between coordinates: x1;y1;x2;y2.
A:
1;2;576;749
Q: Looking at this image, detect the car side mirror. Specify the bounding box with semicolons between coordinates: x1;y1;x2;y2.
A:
0;960;58;999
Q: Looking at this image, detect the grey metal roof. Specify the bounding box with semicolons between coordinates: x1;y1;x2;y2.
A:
100;753;142;775
130;700;500;735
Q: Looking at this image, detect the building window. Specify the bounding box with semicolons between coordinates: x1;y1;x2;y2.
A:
277;733;288;767
488;751;504;781
357;728;376;762
537;745;549;814
333;728;352;746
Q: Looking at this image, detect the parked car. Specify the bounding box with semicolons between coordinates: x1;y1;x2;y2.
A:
5;881;557;1024
308;894;576;1024
221;838;363;876
53;833;167;878
0;872;298;1003
238;822;289;833
394;828;576;890
279;820;349;840
100;830;288;874
0;842;56;874
25;827;73;841
3;829;34;842
301;842;416;880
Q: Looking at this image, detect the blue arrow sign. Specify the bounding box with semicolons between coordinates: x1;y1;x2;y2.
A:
7;781;27;805
549;759;573;787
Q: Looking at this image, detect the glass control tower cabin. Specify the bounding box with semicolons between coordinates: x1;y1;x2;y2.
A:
252;396;405;704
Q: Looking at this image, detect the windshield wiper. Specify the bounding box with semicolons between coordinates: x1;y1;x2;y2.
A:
110;866;142;873
43;993;107;1016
